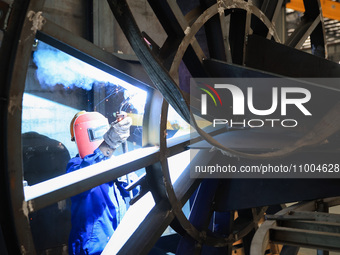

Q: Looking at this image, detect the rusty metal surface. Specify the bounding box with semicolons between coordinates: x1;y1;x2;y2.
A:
1;0;48;254
0;0;31;251
2;1;49;254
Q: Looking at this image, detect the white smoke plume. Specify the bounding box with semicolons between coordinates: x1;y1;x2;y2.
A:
33;41;147;113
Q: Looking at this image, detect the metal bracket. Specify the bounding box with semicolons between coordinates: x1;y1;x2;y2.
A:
125;172;149;205
0;1;11;31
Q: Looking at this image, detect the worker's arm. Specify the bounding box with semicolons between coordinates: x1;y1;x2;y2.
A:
99;116;132;158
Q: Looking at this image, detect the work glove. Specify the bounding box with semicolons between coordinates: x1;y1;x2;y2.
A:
103;116;132;149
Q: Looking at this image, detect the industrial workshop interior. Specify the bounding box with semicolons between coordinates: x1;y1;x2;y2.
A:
3;0;340;254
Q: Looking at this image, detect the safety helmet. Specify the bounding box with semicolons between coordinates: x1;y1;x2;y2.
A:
70;111;109;158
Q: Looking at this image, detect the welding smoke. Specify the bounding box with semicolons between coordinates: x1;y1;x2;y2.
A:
33;41;99;90
123;90;146;114
33;41;147;113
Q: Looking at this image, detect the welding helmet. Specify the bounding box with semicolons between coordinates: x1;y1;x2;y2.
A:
70;111;109;158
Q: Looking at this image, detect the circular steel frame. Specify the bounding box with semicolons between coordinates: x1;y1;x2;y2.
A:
108;0;337;168
109;1;303;253
1;1;46;254
0;0;333;254
107;0;283;250
108;0;334;253
169;0;281;82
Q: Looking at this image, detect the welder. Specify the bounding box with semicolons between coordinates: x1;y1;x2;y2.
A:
67;111;133;255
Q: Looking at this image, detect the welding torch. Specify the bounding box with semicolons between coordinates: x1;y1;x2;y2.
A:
115;111;129;155
115;111;133;199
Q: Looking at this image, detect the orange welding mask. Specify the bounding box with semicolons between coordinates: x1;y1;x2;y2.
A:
70;111;109;158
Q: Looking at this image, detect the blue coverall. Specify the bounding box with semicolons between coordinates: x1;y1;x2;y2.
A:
66;148;130;255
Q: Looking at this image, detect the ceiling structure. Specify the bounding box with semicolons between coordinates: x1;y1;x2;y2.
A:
287;0;340;50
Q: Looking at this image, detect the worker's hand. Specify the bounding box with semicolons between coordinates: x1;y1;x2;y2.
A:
103;117;132;149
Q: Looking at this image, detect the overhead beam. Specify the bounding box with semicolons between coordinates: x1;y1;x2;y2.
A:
287;0;340;22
